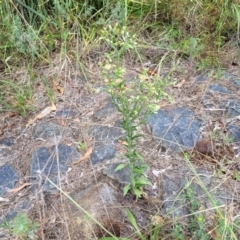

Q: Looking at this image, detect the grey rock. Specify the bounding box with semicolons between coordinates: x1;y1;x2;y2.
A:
56;108;77;118
93;102;116;120
162;175;189;217
0;148;10;163
0;164;19;196
0;137;14;146
201;96;214;109
103;163;131;184
221;72;237;80
33;122;62;139
76;96;94;106
89;125;124;164
203;99;240;117
89;125;123;144
30;144;80;192
0;138;14;166
162;169;232;218
226;100;240;117
90;145;116;165
196;73;208;82
221;72;240;87
147;108;202;152
208;84;231;94
233;79;240;86
3;201;34;222
227;125;240;143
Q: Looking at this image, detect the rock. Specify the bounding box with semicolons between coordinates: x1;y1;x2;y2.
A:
147;108;202;152
221;72;237;80
201;100;214;109
89;125;123;144
76;96;94;108
226;100;240;117
103;163;131;184
33;122;62;139
0;137;15;166
89;125;124;164
90;145;116;165
3;201;34;222
0;137;14;146
162;175;188;217
93;102;116;121
56;108;77;118
30;144;80;192
69;182;123;239
0;164;19;196
234;79;240;86
161;169;232;218
196;73;208;82
213;100;240;118
208;84;231;94
0;148;10;166
227;125;240;143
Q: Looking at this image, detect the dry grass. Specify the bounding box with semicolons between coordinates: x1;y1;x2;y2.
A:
1;0;240;239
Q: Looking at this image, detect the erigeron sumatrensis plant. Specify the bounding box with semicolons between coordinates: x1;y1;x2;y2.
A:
101;61;172;198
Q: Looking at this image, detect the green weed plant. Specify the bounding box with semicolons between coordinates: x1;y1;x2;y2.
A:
0;79;33;117
101;60;172;198
0;213;38;240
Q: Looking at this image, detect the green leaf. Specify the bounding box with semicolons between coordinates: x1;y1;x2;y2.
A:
131;134;144;140
190;37;197;48
196;44;205;51
115;163;127;172
135;152;144;161
135;177;152;186
130;176;135;188
126;209;140;232
123;184;131;196
126;209;145;240
133;167;145;175
133;188;142;198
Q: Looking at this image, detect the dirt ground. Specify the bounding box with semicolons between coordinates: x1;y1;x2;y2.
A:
1;49;240;239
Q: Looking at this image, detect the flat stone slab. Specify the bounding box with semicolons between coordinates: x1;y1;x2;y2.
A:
90;145;116;165
162;169;232;218
69;182;122;239
196;73;208;82
2;201;34;222
0;137;14;146
33;122;62;139
0;148;10;166
227;125;240;143
30;144;80;192
234;79;240;86
93;102;116;121
0;164;19;196
221;71;239;81
56;108;77;118
226;100;240;117
0;137;15;166
89;125;123;144
103;163;131;184
147;108;202;152
89;125;124;164
208;83;231;94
